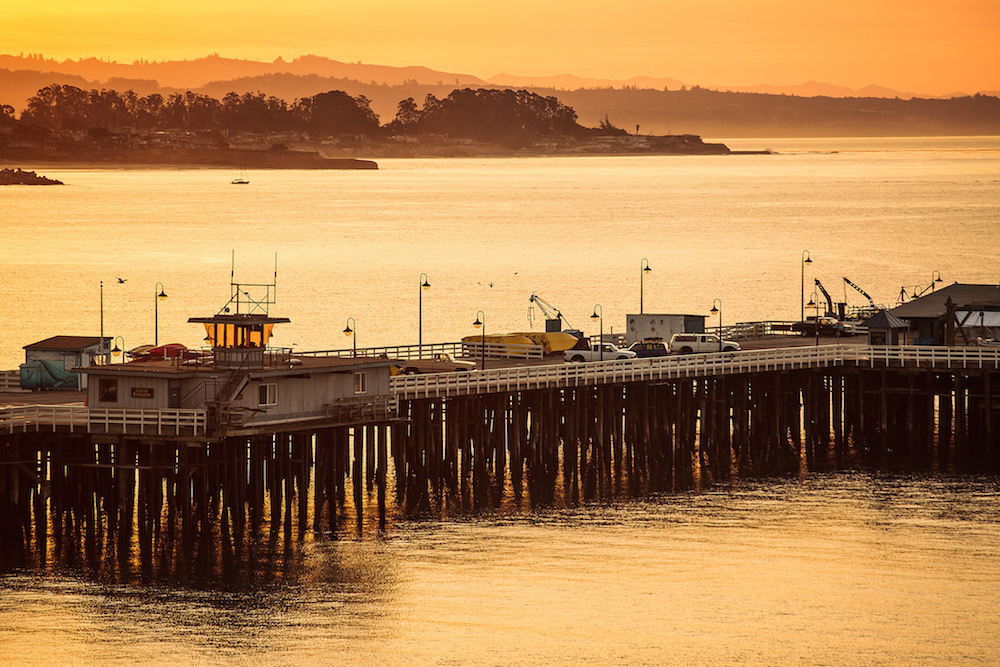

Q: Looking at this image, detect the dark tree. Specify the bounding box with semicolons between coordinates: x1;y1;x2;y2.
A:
0;104;15;128
292;90;380;136
393;88;584;145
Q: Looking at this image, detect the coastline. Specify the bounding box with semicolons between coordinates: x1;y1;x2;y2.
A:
0;167;64;184
0;147;379;170
0;134;768;169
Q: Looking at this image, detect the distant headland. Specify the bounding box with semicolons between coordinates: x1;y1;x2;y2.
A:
0;85;768;166
0;167;62;184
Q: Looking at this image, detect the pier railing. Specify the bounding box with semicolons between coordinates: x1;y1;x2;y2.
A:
0;405;206;436
706;321;808;340
5;345;999;432
300;340;544;360
0;370;24;392
300;342;466;360
390;344;1000;399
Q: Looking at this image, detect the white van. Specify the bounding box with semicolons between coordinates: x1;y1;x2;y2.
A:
668;333;741;354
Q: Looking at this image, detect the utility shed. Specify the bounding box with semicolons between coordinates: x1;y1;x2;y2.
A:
625;314;706;345
861;310;907;346
21;335;110;390
888;283;1000;345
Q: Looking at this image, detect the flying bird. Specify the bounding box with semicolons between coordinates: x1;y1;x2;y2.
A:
116;277;127;283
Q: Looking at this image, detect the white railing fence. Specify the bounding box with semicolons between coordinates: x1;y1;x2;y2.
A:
390;345;1000;399
4;345;999;431
0;370;25;392
0;405;206;435
301;340;544;361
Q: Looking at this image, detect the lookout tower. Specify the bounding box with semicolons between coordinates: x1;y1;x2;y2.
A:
188;256;290;370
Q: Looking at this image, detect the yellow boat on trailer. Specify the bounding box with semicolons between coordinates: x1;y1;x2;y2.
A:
511;331;580;355
461;331;579;357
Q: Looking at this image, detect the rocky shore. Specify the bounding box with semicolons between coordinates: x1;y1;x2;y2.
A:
0;133;763;169
0;148;377;170
0;168;63;185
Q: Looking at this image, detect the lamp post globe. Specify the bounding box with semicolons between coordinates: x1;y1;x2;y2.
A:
591;305;603;361
640;258;651;314
711;298;722;351
473;310;485;370
344;317;356;357
801;251;812;323
419;273;430;358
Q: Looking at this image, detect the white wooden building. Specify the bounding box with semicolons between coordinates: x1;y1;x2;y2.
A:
80;313;398;436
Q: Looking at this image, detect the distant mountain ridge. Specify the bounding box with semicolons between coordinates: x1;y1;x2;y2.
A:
2;53;983;103
0;53;488;92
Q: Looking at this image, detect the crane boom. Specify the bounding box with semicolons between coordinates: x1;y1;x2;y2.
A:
814;279;834;316
843;277;875;308
529;294;573;330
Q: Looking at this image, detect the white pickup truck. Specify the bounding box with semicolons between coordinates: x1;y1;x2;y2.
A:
668;333;741;354
564;342;638;362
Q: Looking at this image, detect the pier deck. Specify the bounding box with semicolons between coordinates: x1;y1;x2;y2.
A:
3;338;999;565
2;342;998;437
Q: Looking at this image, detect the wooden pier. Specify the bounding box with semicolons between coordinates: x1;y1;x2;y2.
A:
2;344;999;575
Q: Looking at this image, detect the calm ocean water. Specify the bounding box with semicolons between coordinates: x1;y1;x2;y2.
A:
2;137;1000;665
1;136;999;368
1;473;999;666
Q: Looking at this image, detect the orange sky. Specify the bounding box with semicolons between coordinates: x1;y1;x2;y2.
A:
3;0;998;95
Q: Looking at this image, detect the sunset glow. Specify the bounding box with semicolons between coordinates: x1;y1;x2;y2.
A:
3;0;998;95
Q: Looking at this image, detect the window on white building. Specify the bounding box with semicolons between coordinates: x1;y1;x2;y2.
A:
354;372;368;394
98;378;118;403
258;383;277;406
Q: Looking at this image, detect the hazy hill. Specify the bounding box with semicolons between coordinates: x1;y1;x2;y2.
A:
3;53;967;103
3;53;999;137
0;53;486;99
487;73;687;91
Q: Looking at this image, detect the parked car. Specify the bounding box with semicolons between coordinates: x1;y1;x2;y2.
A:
792;316;856;336
668;333;741;354
629;338;670;358
395;352;476;375
564;342;638;362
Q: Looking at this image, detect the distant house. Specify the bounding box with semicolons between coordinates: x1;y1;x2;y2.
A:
860;310;908;346
21;336;110;390
888;283;1000;345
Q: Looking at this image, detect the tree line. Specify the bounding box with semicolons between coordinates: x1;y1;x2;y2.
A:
6;85;617;144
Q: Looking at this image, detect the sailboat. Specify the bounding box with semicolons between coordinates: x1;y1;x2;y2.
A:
232;163;249;185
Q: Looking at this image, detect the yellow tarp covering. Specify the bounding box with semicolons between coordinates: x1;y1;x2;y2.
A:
462;333;534;347
511;331;580;355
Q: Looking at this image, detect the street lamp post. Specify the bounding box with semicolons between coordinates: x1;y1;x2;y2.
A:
111;336;125;363
931;270;943;291
100;281;105;364
640;258;651;314
419;273;430;358
155;282;168;346
801;250;813;322
710;298;722;352
344;317;356;357
591;304;603;361
808;290;820;345
473;310;486;370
